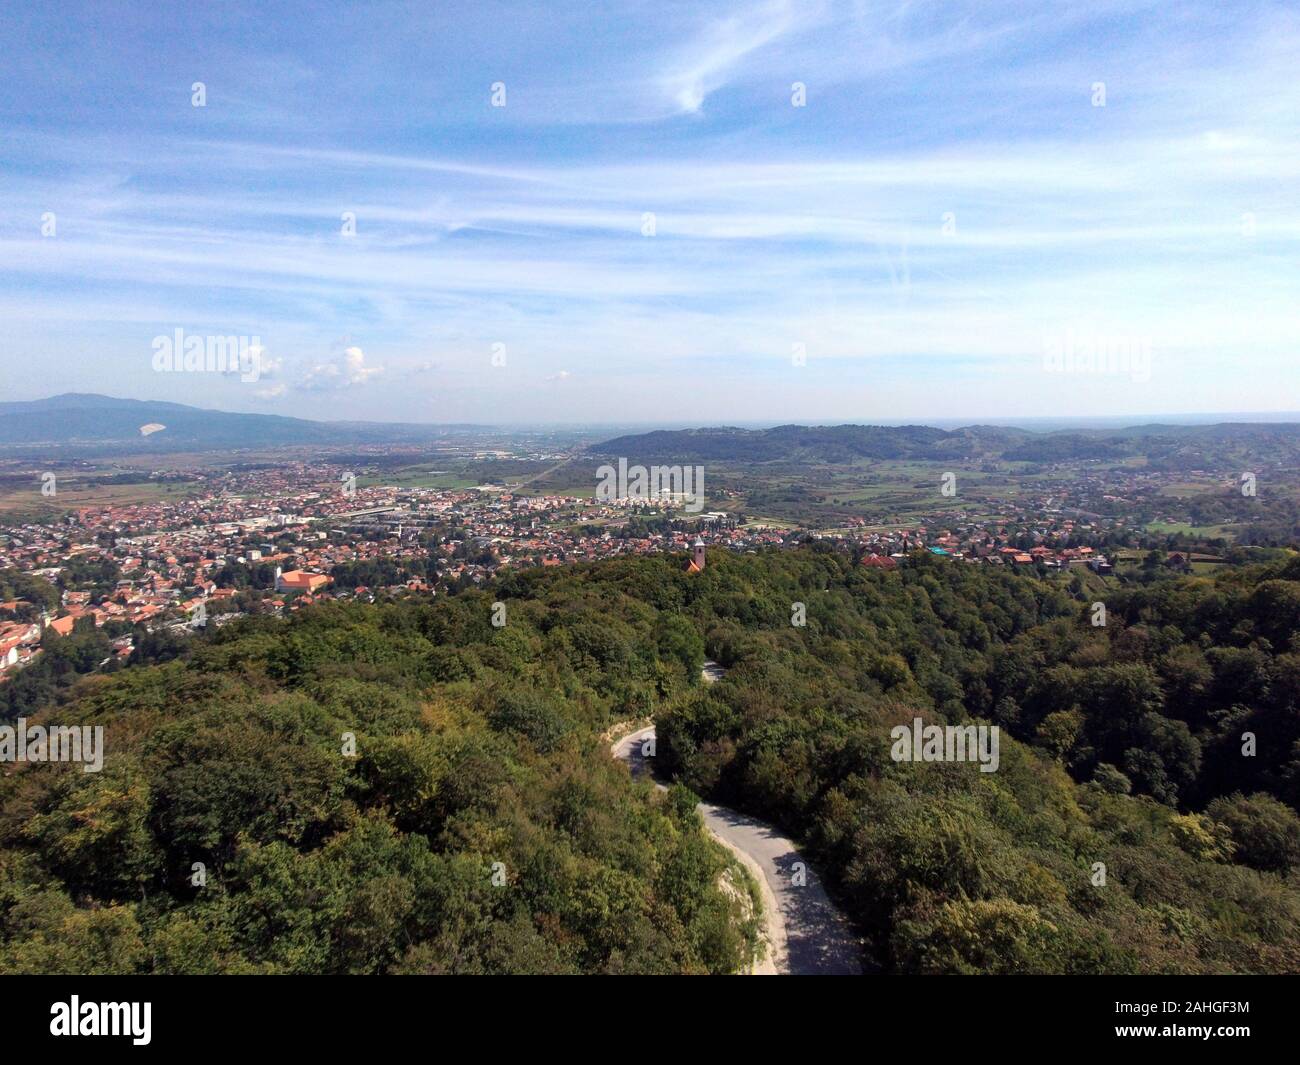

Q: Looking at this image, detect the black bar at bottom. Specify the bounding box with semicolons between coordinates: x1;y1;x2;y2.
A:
4;973;1293;1052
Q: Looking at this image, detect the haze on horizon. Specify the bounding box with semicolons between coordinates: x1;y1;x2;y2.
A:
2;1;1298;425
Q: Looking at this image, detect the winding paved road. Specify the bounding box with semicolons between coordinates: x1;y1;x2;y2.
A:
610;663;861;975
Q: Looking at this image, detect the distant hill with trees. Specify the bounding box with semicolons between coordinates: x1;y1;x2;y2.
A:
592;421;1300;470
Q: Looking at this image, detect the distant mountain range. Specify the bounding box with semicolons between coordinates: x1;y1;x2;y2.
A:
3;395;1297;470
0;394;482;450
590;421;1300;469
590;424;1025;462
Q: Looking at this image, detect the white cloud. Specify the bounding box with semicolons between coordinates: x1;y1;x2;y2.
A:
247;346;281;379
300;346;383;390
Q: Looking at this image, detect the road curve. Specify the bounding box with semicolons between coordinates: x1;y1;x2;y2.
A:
610;665;861;975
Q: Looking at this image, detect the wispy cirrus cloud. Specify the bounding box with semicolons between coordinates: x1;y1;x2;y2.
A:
657;0;810;114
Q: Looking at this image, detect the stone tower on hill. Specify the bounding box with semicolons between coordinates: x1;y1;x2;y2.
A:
687;538;705;573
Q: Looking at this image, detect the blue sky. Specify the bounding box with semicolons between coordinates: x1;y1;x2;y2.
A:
1;0;1297;425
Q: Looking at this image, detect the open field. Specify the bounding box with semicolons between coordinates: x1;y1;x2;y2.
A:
1145;521;1242;539
0;478;202;518
356;468;478;490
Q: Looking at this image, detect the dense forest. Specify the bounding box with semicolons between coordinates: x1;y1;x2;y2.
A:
653;547;1300;972
2;547;1298;973
0;576;759;974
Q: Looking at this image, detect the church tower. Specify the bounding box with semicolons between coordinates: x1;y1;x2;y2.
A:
691;538;705;572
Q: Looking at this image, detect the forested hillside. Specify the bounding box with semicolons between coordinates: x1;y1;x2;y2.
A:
591;421;1300;470
650;548;1300;972
3;548;1299;973
0;587;760;974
